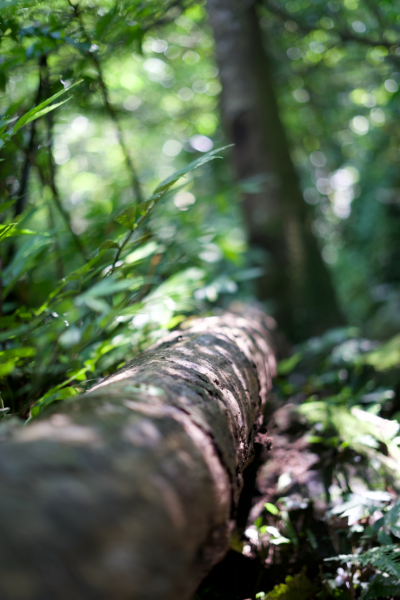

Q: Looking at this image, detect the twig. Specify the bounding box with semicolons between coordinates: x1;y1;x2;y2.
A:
14;139;88;261
42;58;65;279
141;0;193;34
112;231;134;270
47;203;64;280
68;0;143;203
90;52;144;202
135;252;162;303
14;59;44;217
264;0;400;55
111;200;156;272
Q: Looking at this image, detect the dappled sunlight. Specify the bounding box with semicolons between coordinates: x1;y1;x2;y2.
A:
16;414;100;446
1;1;400;598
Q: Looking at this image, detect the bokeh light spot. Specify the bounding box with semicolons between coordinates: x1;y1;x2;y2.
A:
163;140;182;157
384;79;398;93
350;115;369;135
123;96;141;111
310;151;326;167
190;135;213;152
177;87;194;101
352;21;366;33
71;116;89;133
152;39;168;53
287;47;302;60
173;191;196;210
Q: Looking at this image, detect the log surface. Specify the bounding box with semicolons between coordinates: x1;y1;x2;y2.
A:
0;309;276;600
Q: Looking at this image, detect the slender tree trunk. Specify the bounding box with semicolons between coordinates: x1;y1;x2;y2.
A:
207;0;343;339
0;308;276;600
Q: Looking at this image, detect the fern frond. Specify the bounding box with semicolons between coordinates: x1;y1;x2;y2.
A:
362;574;400;600
325;544;400;579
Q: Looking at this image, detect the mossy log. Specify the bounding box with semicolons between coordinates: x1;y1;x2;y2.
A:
0;309;276;600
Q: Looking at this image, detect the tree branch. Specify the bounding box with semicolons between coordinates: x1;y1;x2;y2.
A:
14;139;88;261
14;62;43;217
264;0;400;54
141;0;194;34
91;52;144;203
68;0;144;203
42;58;65;280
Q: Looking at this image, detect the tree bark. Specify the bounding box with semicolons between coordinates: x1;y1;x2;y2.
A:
0;308;276;600
206;0;343;340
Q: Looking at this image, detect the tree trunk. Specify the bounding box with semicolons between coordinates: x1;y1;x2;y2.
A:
0;308;276;600
206;0;343;340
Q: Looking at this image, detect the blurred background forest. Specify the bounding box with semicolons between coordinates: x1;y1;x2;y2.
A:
1;0;400;598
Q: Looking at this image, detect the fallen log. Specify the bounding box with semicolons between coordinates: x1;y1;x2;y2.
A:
0;309;276;600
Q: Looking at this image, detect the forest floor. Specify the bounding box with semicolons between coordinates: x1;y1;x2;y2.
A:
195;326;400;600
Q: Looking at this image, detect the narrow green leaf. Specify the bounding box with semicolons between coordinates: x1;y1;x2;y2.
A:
76;276;142;302
278;353;302;375
0;361;16;377
125;241;158;264
0;347;35;359
18;98;71;128
154;144;233;194
8;228;48;236
12;80;82;133
0;199;16;214
265;502;280;515
113;146;232;232
63;250;107;283
0;222;17;241
31;386;80;418
99;240;119;250
136;200;152;215
0;323;33;342
114;205;137;230
82;297;110;313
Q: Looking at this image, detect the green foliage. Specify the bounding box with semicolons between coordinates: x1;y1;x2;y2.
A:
0;82;82;148
363;333;400;371
0;0;248;418
1;2;400;597
265;502;280;516
257;0;400;336
329;490;392;526
0;141;226;416
325;499;400;592
11;81;82;133
337;544;400;579
363;574;400;600
267;322;400;600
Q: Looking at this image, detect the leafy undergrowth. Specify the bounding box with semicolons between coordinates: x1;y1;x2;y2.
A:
195;326;400;600
0;145;234;419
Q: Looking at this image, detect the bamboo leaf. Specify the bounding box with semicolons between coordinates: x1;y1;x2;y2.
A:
154;145;233;194
0;222;17;241
0;199;16;214
11;80;82;134
113;145;233;230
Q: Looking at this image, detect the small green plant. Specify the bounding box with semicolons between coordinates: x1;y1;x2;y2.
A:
1;143;229;417
256;569;316;600
262;326;400;599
